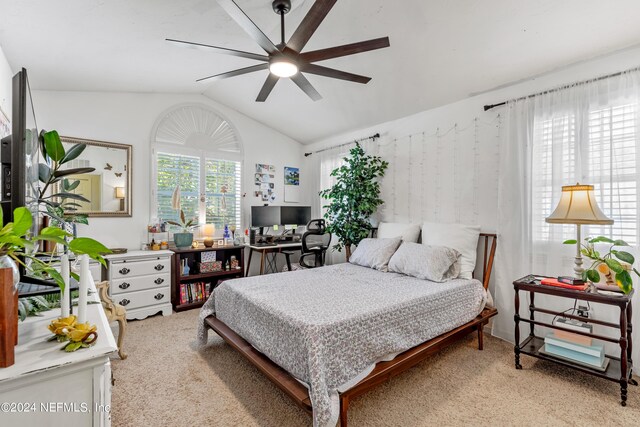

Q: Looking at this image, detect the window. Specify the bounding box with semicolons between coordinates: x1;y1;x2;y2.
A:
532;102;639;245
151;104;243;231
155;152;241;229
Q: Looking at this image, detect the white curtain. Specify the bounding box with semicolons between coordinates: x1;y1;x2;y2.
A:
493;69;640;365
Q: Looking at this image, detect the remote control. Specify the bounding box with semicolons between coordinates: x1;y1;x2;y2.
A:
517;274;538;284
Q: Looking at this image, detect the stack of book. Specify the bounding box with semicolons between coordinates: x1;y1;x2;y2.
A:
179;282;211;305
541;318;609;371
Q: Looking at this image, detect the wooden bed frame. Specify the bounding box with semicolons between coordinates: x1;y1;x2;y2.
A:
205;233;498;426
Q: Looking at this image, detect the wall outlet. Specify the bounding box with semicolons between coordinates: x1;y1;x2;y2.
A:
577;305;590;318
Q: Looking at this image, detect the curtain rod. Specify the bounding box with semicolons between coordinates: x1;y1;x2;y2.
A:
304;133;380;157
483;66;640;111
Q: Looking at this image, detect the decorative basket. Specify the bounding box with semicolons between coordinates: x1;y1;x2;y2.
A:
199;261;222;273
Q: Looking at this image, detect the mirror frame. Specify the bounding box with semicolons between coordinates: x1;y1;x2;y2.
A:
57;136;132;217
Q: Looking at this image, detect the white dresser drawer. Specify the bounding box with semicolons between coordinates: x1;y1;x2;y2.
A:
112;286;170;311
111;273;171;295
110;257;171;279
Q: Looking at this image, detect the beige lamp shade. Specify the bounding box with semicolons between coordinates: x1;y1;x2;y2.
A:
545;184;613;225
202;224;215;237
115;187;125;199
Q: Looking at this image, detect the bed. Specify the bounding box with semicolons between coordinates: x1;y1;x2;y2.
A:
198;233;497;426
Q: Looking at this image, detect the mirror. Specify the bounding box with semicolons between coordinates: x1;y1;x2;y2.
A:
56;136;132;217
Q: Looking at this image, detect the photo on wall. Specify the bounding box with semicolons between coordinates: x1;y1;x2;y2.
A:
284;166;301;203
255;163;276;203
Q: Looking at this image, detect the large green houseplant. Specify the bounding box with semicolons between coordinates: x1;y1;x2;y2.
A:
319;143;388;260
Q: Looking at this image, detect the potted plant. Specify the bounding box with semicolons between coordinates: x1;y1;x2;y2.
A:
168;210;198;248
563;236;639;294
319;143;388;260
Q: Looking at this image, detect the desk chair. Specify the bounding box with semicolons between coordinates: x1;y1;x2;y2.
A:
282;219;332;271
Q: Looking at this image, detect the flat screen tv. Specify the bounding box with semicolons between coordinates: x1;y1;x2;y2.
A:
251;206;281;228
1;68;42;283
280;206;311;226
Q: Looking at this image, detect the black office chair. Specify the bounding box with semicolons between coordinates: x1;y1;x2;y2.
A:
282;219;332;271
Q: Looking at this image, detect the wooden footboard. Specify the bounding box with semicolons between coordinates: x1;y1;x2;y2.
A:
205;306;497;425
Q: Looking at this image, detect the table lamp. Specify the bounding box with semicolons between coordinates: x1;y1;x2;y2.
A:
546;183;613;278
115;186;125;211
202;224;215;248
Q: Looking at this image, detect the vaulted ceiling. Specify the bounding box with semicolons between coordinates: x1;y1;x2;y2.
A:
2;0;640;143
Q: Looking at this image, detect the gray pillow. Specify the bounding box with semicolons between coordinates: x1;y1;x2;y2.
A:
349;238;402;271
388;242;461;282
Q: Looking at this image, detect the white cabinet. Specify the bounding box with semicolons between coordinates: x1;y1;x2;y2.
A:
0;281;117;427
103;250;173;320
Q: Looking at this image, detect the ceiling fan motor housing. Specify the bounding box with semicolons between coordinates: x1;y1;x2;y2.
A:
272;0;291;14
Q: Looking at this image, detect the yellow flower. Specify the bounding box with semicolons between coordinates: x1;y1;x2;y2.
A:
67;322;97;343
48;315;77;336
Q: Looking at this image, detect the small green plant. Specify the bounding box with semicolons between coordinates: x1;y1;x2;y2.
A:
167;209;198;232
319;143;388;260
0;206;110;293
563;236;639;294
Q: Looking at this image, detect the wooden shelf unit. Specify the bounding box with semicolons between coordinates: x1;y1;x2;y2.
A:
171;245;245;311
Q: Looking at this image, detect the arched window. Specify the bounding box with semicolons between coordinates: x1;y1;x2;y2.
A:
151;103;243;230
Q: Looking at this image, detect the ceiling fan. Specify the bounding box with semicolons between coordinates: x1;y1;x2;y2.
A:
167;0;390;102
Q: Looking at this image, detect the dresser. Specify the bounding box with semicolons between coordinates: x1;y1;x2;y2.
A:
102;251;173;320
0;279;117;427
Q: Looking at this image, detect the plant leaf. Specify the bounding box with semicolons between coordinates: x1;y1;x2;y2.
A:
589;236;614;244
563;239;577;245
586;269;600;283
616;270;633;294
51;192;90;203
60;143;86;164
39;163;52;183
613;239;629;247
605;258;624;274
53;167;95;178
614;251;635;265
12;206;33;236
43;130;65;162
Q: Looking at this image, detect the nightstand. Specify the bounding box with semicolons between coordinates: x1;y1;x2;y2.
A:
513;275;637;406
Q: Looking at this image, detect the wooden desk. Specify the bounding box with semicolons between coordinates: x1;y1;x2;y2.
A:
246;242;302;275
513;276;636;406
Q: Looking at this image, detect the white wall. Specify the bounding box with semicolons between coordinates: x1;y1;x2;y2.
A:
307;45;640;364
0;44;13;122
31;91;309;249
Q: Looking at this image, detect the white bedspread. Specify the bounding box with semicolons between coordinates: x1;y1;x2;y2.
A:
198;263;486;427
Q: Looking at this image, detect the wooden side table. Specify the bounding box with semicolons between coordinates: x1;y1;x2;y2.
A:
513;276;637;406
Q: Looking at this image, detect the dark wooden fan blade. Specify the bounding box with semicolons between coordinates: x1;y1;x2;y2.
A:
196;63;268;82
217;0;279;54
291;73;322;101
301;37;390;63
287;0;337;52
166;38;269;61
256;74;280;102
301;64;371;84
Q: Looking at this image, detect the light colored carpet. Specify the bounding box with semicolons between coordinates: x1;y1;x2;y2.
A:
111;310;640;426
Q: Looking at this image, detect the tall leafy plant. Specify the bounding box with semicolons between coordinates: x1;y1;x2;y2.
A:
319;143;388;260
38;130;95;226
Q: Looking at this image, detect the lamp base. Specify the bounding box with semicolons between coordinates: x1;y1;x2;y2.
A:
203;238;214;248
573;224;584;279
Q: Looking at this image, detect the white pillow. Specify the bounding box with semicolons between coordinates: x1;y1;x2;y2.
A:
377;222;421;242
388;242;461;282
421;222;480;279
349;237;402;272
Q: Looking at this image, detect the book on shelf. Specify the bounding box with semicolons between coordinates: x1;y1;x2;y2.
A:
540;344;609;372
543;333;605;369
553;329;593;346
179;281;211;305
540;278;588;291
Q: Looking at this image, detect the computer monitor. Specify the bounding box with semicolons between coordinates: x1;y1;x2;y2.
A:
251;206;281;228
280;206;311;226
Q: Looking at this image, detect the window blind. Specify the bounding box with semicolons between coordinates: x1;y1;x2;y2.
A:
156;152;200;224
205;158;242;230
532;102;638;245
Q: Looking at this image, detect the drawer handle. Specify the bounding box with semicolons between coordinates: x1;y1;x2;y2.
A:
154;278;164;285
119;267;130;275
119;298;130;306
154;264;165;271
119;282;131;290
154;293;164;300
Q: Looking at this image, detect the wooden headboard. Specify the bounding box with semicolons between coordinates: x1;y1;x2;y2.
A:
478;233;497;290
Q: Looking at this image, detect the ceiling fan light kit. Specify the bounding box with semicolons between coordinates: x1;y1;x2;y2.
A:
167;0;390;102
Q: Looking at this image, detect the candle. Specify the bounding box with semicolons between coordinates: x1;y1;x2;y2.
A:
77;255;90;323
60;254;70;317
